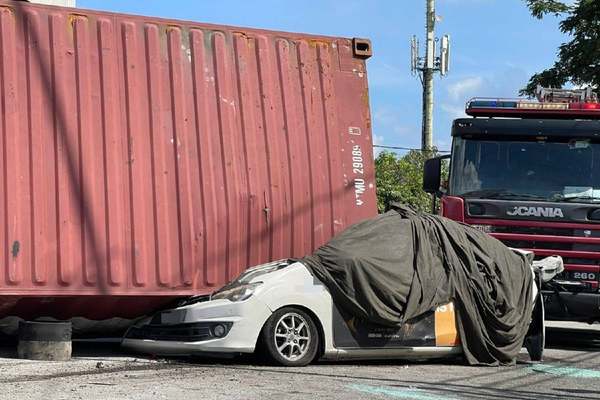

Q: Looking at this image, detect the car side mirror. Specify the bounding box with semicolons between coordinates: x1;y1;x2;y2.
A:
423;155;449;194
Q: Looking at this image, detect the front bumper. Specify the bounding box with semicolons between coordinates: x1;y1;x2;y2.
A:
121;297;272;356
125;321;234;342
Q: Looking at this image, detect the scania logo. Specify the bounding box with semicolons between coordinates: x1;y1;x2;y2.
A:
506;206;564;218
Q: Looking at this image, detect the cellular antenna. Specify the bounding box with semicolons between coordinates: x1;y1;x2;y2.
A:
439;34;450;76
411;36;420;76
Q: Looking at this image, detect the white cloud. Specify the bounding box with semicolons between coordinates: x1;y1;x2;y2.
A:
371;106;421;154
441;103;467;120
368;62;410;88
439;66;530;121
372;134;385;157
373;133;384;146
446;76;484;101
373;107;412;137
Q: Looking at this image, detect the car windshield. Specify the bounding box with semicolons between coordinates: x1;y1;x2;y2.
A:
212;260;289;295
450;136;600;203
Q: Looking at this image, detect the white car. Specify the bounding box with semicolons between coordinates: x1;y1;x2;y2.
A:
122;257;561;367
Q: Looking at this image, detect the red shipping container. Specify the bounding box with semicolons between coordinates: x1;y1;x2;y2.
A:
0;0;376;320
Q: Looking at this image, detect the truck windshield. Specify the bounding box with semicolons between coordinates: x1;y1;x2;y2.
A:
450;136;600;203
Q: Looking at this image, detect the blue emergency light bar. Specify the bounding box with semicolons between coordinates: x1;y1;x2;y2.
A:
466;97;600;119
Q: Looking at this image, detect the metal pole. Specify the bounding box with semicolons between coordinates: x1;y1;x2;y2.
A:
422;0;435;152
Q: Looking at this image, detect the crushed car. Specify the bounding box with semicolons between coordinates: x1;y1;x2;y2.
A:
122;205;563;366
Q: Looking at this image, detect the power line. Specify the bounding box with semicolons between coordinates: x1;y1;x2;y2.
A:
373;144;450;153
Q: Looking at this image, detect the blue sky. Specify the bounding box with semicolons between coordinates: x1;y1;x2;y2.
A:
78;0;568;154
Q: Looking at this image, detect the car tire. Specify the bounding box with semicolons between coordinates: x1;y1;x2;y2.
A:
259;307;319;367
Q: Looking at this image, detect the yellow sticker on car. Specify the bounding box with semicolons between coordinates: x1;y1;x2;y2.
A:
435;302;460;347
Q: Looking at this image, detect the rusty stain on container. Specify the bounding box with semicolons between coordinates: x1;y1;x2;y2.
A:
11;241;19;258
0;0;376;319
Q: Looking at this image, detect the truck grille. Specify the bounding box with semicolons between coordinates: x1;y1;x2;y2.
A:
467;220;600;290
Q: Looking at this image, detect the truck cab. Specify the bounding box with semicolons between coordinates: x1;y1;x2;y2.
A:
424;87;600;322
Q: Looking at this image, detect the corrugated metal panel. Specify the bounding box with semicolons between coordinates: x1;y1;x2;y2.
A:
23;0;76;8
0;1;377;305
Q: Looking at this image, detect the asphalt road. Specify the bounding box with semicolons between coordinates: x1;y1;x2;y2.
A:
1;324;600;400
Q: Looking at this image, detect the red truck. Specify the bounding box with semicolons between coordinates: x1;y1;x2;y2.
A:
0;0;377;325
424;87;600;322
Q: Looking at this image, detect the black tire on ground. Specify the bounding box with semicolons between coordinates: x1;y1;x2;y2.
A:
259;307;319;367
524;289;545;363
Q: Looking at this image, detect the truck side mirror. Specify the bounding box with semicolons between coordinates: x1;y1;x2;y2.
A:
423;155;449;194
423;157;442;194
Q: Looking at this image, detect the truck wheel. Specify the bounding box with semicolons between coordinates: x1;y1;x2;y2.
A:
259;307;319;367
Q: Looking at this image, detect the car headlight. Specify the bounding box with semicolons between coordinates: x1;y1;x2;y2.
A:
211;282;262;302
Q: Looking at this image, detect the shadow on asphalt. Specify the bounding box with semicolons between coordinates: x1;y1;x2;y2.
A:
1;353;597;400
546;327;600;351
0;340;128;360
198;345;600;400
0;328;599;399
553;388;600;396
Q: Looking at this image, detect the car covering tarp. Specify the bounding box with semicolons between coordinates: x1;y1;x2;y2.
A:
301;204;534;366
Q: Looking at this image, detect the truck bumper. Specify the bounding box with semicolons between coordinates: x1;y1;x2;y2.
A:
542;290;600;321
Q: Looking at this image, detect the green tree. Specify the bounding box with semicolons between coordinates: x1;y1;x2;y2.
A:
375;150;442;213
521;0;600;95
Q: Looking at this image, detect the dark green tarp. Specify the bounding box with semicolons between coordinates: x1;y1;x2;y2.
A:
301;204;534;366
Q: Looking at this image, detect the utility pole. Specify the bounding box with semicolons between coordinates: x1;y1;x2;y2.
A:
422;0;435;152
411;0;450;153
